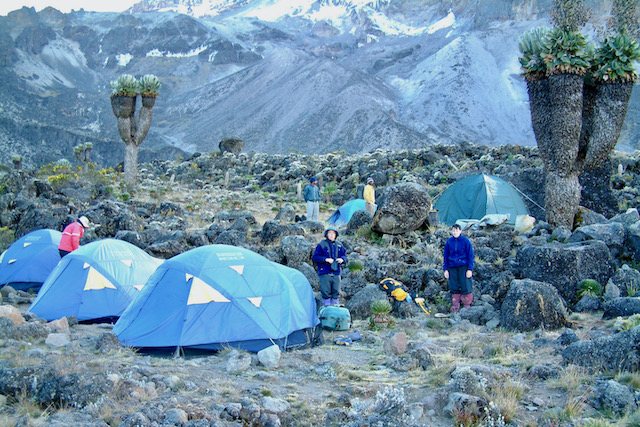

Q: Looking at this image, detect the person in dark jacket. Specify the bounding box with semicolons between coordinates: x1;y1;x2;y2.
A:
312;226;347;306
443;223;474;313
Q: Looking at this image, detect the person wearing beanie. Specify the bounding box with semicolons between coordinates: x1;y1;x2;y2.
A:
303;176;321;221
443;223;474;313
363;177;376;217
312;226;347;306
58;216;90;257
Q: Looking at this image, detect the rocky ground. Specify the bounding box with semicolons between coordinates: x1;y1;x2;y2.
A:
2;145;640;426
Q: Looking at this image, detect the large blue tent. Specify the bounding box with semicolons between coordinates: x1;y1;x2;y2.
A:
0;229;62;291
29;239;163;322
327;199;375;226
113;244;320;352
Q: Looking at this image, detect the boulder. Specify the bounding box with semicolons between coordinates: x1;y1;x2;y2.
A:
610;208;640;226
602;297;640;319
219;137;244;154
562;326;640;371
345;210;373;235
280;236;313;269
516;241;615;302
573;295;602;312
146;230;188;258
257;345;281;368
114;230;145;248
608;264;640;297
85;200;144;239
0;305;25;326
261;220;288;244
345;283;388;319
500;279;568;332
214;229;247;246
594;380;637;415
371;182;432;235
568;222;625;251
274;204;296;224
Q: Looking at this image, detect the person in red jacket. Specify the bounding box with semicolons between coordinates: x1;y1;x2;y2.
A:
58;216;89;257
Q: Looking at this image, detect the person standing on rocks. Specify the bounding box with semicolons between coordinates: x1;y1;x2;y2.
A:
303;176;321;221
443;223;474;313
363;177;375;217
312;226;347;306
58;215;90;257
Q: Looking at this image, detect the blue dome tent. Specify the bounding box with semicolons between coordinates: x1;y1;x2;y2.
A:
113;244;320;353
29;239;163;322
0;229;62;291
327;199;375;226
434;174;530;226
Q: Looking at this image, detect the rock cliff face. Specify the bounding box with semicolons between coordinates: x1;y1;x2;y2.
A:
0;0;637;168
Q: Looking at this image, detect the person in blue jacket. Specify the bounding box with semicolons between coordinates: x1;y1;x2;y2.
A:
303;176;321;221
312;226;347;306
443;223;474;313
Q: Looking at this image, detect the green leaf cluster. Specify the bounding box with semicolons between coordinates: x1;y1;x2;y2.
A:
74;142;93;154
518;27;550;78
519;0;640;83
110;74;139;97
592;33;640;82
138;74;161;97
544;27;593;75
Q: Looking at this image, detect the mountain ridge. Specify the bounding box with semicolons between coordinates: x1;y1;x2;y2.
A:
0;0;638;168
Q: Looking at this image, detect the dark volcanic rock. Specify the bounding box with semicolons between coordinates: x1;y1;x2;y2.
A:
516;241;615;302
371;183;432;235
500;279;568;332
563;326;640;371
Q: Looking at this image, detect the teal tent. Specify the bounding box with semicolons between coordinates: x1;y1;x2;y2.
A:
327;199;375;226
434;174;529;226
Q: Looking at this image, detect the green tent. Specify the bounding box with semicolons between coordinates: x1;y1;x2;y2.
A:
434;174;529;226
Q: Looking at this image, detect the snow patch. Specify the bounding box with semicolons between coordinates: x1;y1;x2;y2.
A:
116;53;133;67
427;10;455;34
146;45;208;58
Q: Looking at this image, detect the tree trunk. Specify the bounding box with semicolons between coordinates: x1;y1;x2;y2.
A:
545;74;583;175
528;74;584;228
124;142;138;185
136;104;154;143
526;78;552;169
545;171;581;230
581;81;634;169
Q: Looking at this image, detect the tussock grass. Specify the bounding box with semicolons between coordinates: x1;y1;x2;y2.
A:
546;365;592;393
615;371;640;390
487;379;528;422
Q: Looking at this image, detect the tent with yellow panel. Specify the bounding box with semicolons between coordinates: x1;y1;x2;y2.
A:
113;244;320;352
28;239;163;322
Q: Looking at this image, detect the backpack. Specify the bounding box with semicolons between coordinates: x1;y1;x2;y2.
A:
318;305;351;331
379;278;410;302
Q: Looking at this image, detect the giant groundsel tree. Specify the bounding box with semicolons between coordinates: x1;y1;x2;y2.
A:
519;0;639;229
110;74;161;185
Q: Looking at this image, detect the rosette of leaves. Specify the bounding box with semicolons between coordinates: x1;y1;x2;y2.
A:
138;74;161;97
543;27;593;76
518;27;550;80
110;74;139;97
591;33;640;83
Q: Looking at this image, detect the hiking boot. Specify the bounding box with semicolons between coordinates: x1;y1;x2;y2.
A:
461;293;473;309
330;298;339;306
322;298;331;306
451;294;461;313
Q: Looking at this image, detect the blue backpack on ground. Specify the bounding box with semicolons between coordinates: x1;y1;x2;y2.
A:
318;305;351;331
